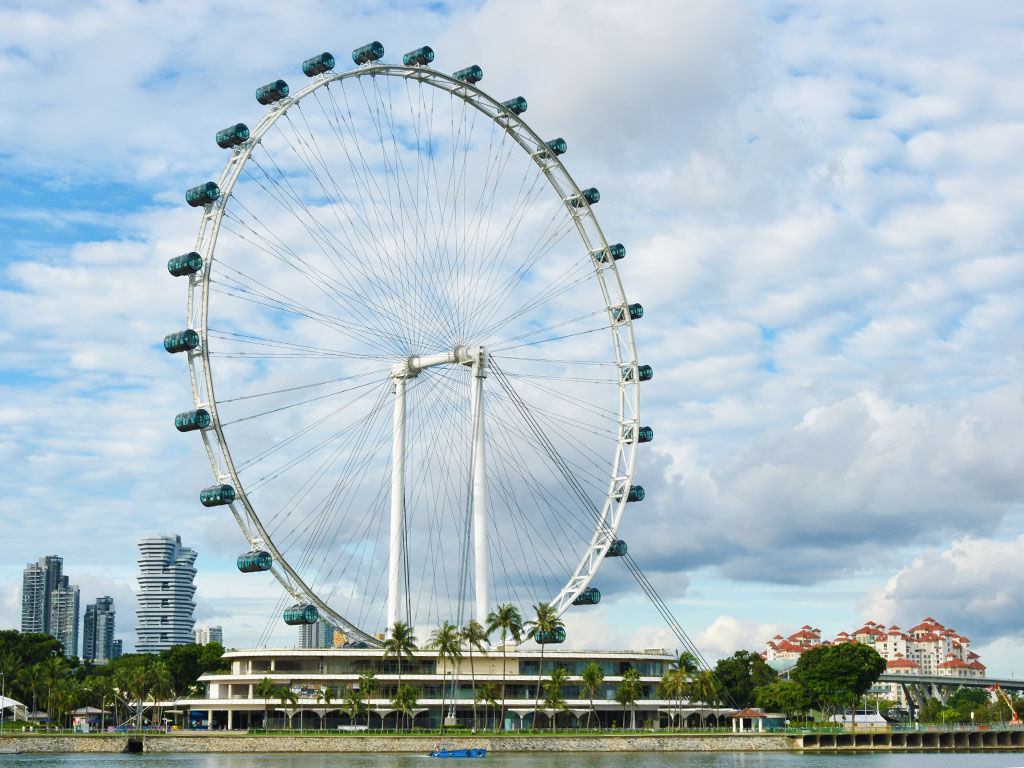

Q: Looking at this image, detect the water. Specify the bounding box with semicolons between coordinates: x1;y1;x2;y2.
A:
4;755;1024;768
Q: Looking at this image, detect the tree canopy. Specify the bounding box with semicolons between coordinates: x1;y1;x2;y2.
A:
792;642;886;719
713;650;778;708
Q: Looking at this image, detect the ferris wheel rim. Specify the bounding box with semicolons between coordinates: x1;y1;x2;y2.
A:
183;60;641;645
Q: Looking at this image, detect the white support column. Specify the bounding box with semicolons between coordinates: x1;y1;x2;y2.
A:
470;350;488;627
388;374;408;632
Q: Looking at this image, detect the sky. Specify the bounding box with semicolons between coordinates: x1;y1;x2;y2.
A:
2;0;1024;675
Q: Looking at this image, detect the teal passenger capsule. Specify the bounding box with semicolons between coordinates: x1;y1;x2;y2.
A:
534;627;566;644
538;138;567;156
238;550;273;573
199;484;235;507
621;364;653;382
571;187;600;207
637;426;654;443
573;587;601;606
256;80;289;105
598;243;626;263
403;46;434;66
453;65;482;84
186;182;220;207
605;539;627;557
163;329;199;354
215;123;249;149
302;52;335;77
168;252;203;276
175;409;210;432
353;41;385;65
619;485;645;502
612;303;643;322
283;604;319;625
501;97;527;115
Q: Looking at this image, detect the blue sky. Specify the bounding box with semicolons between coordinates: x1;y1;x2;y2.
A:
2;0;1024;674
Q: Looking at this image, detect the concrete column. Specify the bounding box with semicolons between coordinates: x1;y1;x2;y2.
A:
270;659;276;672
739;718;745;733
208;710;214;729
228;710;234;730
758;718;763;733
248;683;254;698
732;719;737;733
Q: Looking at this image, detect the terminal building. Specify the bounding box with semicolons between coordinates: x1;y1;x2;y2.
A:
175;645;724;731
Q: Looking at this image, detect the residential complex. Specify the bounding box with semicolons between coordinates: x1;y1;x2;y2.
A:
112;639;123;659
21;555;80;658
171;646;690;730
195;625;223;646
83;596;116;662
135;534;198;653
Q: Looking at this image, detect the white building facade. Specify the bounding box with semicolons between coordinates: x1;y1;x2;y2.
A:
136;534;197;653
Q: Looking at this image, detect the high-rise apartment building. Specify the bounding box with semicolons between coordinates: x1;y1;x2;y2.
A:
135;535;197;653
112;639;123;659
50;577;80;658
299;619;334;649
194;625;223;646
21;556;63;635
83;596;116;662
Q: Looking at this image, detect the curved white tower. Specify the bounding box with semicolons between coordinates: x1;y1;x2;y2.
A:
135;534;197;653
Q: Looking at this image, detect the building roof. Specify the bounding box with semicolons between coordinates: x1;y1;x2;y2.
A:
938;659;969;669
729;708;769;718
887;658;920;669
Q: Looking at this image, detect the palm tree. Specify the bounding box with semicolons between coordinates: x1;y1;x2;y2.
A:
125;662;151;731
692;670;719;728
22;664;44;726
658;668;690;731
543;668;568;733
381;620;417;704
622;668;641;729
42;656;67;729
581;662;605;730
150;663;175;732
461;620;489;731
254;677;278;732
278;686;298;730
427;621;463;734
523;601;563;730
343;686;364;728
317;686;335;730
672;651;699;674
391;684;419;732
486;603;522;731
357;671;378;730
614;683;630;730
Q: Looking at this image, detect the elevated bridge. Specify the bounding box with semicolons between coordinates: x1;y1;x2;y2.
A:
878;673;1024;709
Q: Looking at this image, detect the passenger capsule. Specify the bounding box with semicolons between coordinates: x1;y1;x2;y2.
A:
500;97;527;115
403;46;434;66
453;65;483;84
199;484;235;507
283;604;319;625
168;252;203;277
637;426;654;443
174;408;210;432
302;52;335;77
538;138;567;156
534;627;566;644
598;243;626;263
612;303;644;323
215;123;249;149
185;182;220;208
618;485;645;503
621;363;653;382
605;539;627;557
352;41;385;65
573;587;601;606
237;550;273;573
571;187;600;207
163;329;199;354
256;80;289;105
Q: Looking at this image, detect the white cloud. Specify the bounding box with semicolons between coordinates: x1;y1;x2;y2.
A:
694;615;787;658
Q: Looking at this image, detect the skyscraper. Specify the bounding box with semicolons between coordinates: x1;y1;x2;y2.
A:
194;625;223;646
112;639;123;659
50;576;80;658
299;619;334;649
83;596;116;662
21;555;63;635
135;535;197;653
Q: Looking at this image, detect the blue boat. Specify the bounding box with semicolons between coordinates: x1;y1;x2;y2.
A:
430;742;486;758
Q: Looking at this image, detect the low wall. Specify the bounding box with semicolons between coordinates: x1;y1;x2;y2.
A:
1;733;796;754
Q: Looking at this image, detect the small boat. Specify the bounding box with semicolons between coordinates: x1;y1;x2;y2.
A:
430;742;486;758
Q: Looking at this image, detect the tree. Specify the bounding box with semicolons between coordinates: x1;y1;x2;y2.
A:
614;682;631;729
477;682;499;731
42;656;68;729
672;651;699;674
621;668;641;729
461;620;489;731
792;643;886;725
713;650;777;708
22;664;44;724
755;681;811;720
658;668;690;731
381;620;418;704
485;603;523;731
581;662;605;730
254;677;278;732
524;602;564;730
543;668;568;733
343;686;365;728
391;684;419;732
427;621;463;735
278;686;298;730
316;686;335;730
150;662;175;732
357;670;378;730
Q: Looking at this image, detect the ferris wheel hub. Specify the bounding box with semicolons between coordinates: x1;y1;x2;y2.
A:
391;345;488;379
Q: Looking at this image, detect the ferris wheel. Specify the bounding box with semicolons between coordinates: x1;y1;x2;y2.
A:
166;43;653;647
